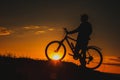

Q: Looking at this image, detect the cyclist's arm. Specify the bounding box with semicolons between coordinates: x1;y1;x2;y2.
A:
68;26;80;34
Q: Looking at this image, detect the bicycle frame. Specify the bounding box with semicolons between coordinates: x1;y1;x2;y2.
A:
45;28;103;69
59;34;76;54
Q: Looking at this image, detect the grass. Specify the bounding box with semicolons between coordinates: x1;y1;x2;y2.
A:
0;55;120;80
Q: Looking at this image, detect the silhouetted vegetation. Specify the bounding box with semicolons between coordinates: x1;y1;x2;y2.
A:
0;55;120;80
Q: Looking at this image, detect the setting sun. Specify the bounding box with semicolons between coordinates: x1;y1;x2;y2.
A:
52;54;61;60
49;52;62;60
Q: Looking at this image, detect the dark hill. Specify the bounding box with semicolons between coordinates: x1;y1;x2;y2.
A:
0;56;120;80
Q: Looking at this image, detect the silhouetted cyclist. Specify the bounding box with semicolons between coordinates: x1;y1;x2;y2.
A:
67;14;92;68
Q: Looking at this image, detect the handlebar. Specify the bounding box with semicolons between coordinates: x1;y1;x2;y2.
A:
63;28;68;34
63;28;76;41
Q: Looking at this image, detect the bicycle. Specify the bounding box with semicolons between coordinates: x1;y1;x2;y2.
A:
45;28;103;69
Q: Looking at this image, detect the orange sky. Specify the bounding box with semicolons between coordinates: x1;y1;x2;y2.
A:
0;26;120;74
0;25;119;58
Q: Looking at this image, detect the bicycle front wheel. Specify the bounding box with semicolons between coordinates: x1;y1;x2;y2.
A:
45;41;66;61
85;46;103;69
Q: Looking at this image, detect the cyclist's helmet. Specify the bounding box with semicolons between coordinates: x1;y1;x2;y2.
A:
81;14;88;22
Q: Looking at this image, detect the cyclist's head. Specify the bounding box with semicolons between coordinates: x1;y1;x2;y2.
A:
80;14;88;22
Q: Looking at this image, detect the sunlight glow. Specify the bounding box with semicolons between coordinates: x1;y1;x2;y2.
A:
52;54;61;60
51;52;62;60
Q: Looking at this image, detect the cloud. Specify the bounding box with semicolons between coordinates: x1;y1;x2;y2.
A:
35;30;45;35
109;57;120;62
34;28;55;35
48;28;54;31
102;63;120;66
23;26;40;30
0;27;12;36
23;25;55;35
23;25;54;31
102;56;120;67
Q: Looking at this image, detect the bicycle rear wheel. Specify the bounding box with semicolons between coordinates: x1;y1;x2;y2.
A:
45;41;66;60
85;46;103;69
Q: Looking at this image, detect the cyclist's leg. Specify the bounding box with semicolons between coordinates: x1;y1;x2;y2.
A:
81;46;87;67
80;40;88;68
73;40;81;59
74;43;80;55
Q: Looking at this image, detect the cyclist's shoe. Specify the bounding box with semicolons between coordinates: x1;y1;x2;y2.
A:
80;58;86;68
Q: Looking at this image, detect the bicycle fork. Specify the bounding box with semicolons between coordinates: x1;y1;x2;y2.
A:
55;41;63;52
